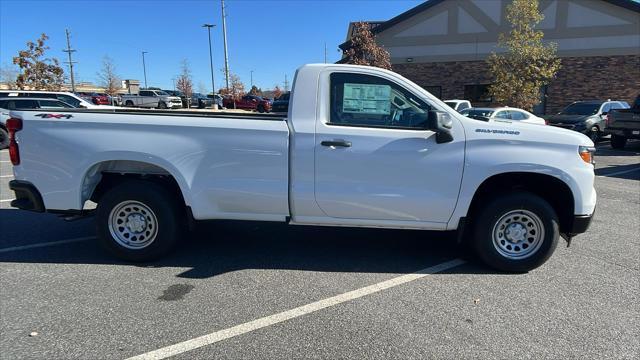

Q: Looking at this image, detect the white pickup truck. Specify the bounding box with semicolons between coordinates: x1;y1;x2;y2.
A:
6;64;596;272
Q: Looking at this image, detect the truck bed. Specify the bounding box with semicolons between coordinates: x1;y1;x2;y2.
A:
10;108;291;221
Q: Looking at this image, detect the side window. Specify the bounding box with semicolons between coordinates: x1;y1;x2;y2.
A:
56;94;81;107
494;111;511;119
509;111;525;120
139;91;149;96
329;72;432;129
458;102;470;111
14;100;39;109
601;103;611;113
39;100;69;108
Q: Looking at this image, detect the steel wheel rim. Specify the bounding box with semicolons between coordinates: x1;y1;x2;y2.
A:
108;200;158;250
492;209;544;260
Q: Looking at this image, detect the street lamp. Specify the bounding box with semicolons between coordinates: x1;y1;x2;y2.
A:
202;24;216;95
141;51;149;89
250;70;254;88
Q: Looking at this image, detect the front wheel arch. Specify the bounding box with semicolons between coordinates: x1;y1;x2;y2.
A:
465;172;574;235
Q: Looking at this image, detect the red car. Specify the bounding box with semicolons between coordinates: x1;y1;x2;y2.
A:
77;92;110;105
223;95;271;113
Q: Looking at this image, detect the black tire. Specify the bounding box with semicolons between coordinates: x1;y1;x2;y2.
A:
0;127;9;150
588;126;600;143
125;100;134;107
472;192;559;273
610;134;627;149
96;180;184;262
157;102;167;109
257;104;265;113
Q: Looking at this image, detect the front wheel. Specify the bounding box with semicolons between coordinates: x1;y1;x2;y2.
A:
96;180;183;261
610;134;627;149
157;102;167;109
257;104;265;113
473;192;559;272
588;126;600;143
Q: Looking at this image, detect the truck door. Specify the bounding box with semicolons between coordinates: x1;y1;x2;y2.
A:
314;72;465;224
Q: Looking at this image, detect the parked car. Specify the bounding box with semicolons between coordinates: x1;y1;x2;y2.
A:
444;99;471;112
163;90;188;108
0;97;74;149
545;100;630;142
605;95;640;149
460;107;546;125
0;90;114;109
223;95;272;113
207;94;223;108
190;93;213;109
90;93;111;105
6;63;597;272
271;92;290;113
121;90;183;109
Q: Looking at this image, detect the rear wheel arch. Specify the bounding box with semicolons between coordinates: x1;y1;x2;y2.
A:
81;160;189;209
466;172;575;234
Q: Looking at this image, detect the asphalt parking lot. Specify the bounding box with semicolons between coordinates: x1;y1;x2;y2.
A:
1;141;638;359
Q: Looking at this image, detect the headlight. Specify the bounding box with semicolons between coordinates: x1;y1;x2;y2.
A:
578;145;596;165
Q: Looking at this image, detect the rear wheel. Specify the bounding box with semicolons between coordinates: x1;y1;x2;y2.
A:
473;192;559;272
0;127;9;150
96;180;183;261
610;134;627;149
125;100;134;107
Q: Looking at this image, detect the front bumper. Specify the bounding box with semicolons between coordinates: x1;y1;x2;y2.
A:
568;210;595;235
9;180;45;212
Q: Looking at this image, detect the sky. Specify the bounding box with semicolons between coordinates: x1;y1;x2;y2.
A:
0;0;422;92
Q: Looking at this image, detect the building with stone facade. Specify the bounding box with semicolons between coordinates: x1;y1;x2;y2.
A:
339;0;640;114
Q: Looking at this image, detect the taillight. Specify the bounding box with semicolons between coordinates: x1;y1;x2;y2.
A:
6;117;23;165
605;113;612;127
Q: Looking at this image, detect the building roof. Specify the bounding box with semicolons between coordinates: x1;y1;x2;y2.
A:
339;0;640;50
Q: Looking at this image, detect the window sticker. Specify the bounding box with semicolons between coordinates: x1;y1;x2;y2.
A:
342;83;391;115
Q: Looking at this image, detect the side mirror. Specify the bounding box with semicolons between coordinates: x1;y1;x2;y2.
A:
600;111;608;116
427;110;454;144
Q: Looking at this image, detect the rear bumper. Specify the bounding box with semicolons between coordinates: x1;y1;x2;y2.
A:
605;128;640;139
9;180;45;212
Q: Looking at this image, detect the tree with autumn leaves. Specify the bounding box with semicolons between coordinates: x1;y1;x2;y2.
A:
488;0;561;110
342;22;391;70
12;33;65;90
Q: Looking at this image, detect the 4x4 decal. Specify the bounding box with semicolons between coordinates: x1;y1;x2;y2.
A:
34;113;73;119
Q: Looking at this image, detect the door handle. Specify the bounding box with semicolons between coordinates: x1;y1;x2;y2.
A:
321;140;352;148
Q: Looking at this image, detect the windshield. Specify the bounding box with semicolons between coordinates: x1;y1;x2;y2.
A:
156;91;169;96
460;108;493;120
560;103;600;115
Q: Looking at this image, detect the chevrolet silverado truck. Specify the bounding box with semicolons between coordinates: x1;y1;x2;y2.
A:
6;64;597;272
605;94;640;149
121;90;182;109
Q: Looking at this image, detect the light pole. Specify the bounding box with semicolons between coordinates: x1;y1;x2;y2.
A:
203;24;216;95
141;51;148;89
250;70;254;88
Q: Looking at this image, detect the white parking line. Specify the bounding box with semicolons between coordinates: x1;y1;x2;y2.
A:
0;174;14;178
0;199;14;203
0;236;95;254
597;167;640;177
126;258;466;360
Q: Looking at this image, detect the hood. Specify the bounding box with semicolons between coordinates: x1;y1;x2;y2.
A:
545;114;593;124
460;115;594;147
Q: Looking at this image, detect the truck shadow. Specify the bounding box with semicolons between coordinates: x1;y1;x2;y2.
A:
594;163;640;180
0;209;493;278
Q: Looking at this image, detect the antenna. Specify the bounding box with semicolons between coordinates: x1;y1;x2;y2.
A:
63;29;77;92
